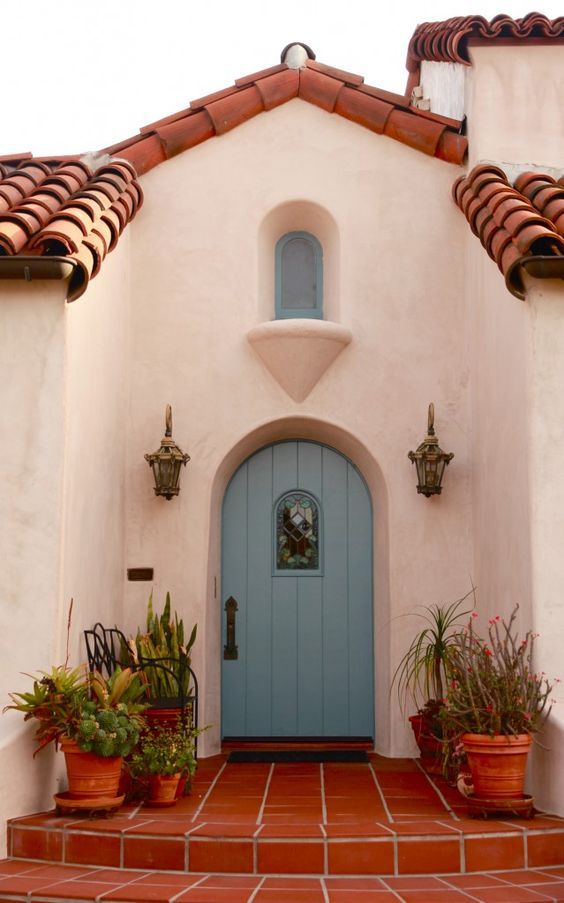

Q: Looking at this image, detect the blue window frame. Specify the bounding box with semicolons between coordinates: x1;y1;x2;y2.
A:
275;231;323;319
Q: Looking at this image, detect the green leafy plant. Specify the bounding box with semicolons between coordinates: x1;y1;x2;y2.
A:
124;592;197;702
442;605;555;737
129;720;198;778
5;666;147;757
392;589;475;713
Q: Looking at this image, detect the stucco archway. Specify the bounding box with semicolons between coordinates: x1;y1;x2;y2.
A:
202;415;391;757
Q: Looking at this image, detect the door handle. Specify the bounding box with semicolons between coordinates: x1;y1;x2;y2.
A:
224;596;239;660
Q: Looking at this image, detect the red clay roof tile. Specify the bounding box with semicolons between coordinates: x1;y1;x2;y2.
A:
0;155;143;300
0;48;468;301
255;68;299;110
453;163;564;299
407;12;564;69
205;84;263;135
305;59;364;87
334;87;393;134
298;67;344;112
102;52;466;175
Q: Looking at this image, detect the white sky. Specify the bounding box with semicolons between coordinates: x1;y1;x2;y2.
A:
3;0;562;157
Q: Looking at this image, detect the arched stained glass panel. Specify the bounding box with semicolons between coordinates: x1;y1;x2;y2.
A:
276;491;320;571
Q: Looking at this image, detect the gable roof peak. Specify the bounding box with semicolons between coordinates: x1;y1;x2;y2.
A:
280;42;316;69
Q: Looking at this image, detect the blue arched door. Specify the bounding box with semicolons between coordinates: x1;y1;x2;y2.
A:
221;440;374;739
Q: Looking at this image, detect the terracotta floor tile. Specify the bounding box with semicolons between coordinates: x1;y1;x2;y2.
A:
464;888;556;902
324;877;388;889
65;830;121;867
326;893;402;902
100;884;184;901
10;826;63;861
189;839;253;873
258;841;324;874
397;838;460;874
528;832;564;868
175;889;255;903
443;874;509;889
259;824;324;837
465;834;525;872
123;836;185;870
398;893;484;902
252;891;325;903
328;839;394;875
384;876;452;890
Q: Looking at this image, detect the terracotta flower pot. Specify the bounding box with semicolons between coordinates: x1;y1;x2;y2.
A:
147;773;181;807
61;739;122;800
462;733;532;799
409;713;443;774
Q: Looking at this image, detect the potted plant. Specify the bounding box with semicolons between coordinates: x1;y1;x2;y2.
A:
392;590;474;774
442;605;554;802
123;592;197;729
129;719;198;807
5;665;147;806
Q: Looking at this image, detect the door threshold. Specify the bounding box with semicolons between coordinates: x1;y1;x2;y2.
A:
222;737;374;752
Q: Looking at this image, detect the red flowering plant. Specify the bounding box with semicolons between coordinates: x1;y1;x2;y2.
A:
441;605;555;737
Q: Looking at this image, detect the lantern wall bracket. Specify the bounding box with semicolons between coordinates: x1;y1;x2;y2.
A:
408;402;454;498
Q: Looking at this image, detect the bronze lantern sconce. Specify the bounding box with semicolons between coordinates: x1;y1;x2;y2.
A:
145;405;190;500
408;403;454;497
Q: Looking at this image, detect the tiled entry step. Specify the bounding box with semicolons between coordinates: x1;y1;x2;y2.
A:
4;756;564;900
2;861;564;902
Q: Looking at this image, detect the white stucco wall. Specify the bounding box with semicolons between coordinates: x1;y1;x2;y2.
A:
420;61;466;121
462;43;564;814
525;281;564;815
465;45;564;170
62;237;131;659
0;242;131;851
0;282;68;855
123;99;473;760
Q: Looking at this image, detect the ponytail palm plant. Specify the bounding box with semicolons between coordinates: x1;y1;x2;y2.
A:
393;589;475;715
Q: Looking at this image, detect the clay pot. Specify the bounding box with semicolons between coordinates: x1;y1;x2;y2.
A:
409;713;443;775
462;733;532;799
61;739;122;800
147;773;181;807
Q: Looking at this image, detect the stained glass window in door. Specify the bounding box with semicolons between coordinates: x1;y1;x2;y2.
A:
276;492;319;570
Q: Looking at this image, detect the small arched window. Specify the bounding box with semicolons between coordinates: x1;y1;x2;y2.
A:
275;231;323;319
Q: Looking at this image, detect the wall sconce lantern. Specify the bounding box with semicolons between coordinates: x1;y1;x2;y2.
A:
145;405;190;500
408;403;454;497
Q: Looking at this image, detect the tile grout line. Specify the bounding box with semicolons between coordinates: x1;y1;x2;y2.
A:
169;873;208;903
248;875;266;902
320;763;328;825
190;760;227;823
320;875;330;903
256;762;275;826
368;761;395;823
414;758;460;820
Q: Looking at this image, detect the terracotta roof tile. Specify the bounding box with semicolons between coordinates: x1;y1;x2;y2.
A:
205;84;263;135
0;49;467;299
101;54;466;173
407;12;564;69
335;87;392;134
453;163;564;299
0;155;143;301
255;68;299;110
298;66;344;112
